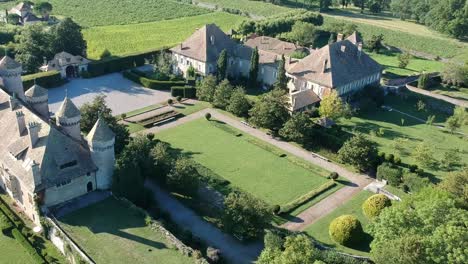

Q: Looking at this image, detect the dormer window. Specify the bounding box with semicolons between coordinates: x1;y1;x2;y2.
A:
59;160;77;170
210;35;215;45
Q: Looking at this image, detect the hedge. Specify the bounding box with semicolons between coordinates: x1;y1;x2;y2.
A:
22;71;65;89
376;163;403;186
279;181;337;214
11;228;47;264
122;70;185;90
329;215;364;246
171;86;196;98
362;194;391;219
86;49;164;77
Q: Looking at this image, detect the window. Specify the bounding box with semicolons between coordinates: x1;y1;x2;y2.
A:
60;160;77;170
261;68;264;75
274;71;277;78
55;179;72;188
87;172;91;176
210;35;215;45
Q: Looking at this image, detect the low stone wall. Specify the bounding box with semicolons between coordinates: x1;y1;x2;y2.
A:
46;216;95;264
117;197;210;264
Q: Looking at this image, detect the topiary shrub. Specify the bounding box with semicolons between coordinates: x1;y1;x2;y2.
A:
409;164;418;173
272;205;281;215
329;172;339;180
329;215;364;246
167;98;173;105
206;247;221;263
176;95;182;102
205;112;211;120
362;194;392;220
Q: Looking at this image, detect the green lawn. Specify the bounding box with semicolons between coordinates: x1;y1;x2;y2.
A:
305;191;374;256
368;50;444;77
173;101;211;116
0;210;35;264
427;84;468;102
59;197;193;264
340;93;468;181
45;0;210;27
83;12;244;59
156;118;330;206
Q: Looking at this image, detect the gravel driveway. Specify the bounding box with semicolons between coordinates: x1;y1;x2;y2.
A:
48;71;171;116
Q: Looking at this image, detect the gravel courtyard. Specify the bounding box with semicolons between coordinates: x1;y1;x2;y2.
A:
48;70;171;116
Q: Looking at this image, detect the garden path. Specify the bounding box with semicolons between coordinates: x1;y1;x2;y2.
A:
143;107;373;231
406;84;468;108
145;181;263;264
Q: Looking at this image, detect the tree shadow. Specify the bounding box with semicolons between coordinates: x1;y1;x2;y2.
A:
59;197;167;250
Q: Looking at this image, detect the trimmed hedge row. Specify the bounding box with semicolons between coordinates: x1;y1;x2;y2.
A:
123;70;185;90
86;49;164;77
279;181;337;214
171;86;196;98
22;71;65;89
11;228;47;264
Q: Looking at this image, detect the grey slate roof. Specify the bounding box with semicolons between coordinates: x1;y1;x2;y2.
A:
346;32;363;45
25;84;48;97
56;97;80;118
245;36;300;57
0;89;97;192
87;118;115;142
170;24;237;63
288;40;381;88
0;56;22;70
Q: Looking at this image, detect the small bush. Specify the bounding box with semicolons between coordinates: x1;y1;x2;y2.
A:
100;49;112;59
362;194;391;219
394;156;401;165
376;163;402;186
206;247;221;263
329;172;339;180
385;153;395;163
402;173;431;192
264;230;284;250
205;113;211;120
272;205;280;215
329;215;364;246
409;164;418;173
11;228;46;264
167;98;173;105
176;96;182;102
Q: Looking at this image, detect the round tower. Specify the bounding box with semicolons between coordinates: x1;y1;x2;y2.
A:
86;118;115;190
55;97;81;140
25;84;50;118
0;56;25;101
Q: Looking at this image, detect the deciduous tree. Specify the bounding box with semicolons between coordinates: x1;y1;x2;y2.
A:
279;112;313;143
212;79;233;109
216;49;228;81
249;47;259;87
319;91;352;120
338;133;378;171
227;86;251;117
249;88;290;131
196;75;217;102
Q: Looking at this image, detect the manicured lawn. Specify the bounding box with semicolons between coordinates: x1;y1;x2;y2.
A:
0;210;35;264
427;84;468;102
156;118;331;206
305;191;374;256
368;51;444;77
46;0;210;27
83;12;244;59
173;101;211;116
59;197;193;264
339;93;468;180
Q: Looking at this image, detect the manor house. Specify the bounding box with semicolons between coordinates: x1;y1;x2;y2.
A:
171;24;382;112
0;56;115;226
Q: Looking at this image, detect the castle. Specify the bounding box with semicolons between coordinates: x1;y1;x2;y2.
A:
0;56;115;226
171;24;382;112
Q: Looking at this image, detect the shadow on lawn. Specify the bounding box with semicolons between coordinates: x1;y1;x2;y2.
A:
307;232;373;253
60;198;167;250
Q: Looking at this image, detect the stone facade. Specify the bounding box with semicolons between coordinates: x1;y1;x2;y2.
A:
0;56;115;226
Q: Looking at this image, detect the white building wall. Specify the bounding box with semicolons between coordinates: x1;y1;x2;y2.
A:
173;53;207;77
44;173;96;207
88;140;115;190
0;66;25;100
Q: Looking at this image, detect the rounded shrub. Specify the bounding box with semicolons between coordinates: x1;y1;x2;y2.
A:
167;98;173;105
329;172;339;180
362;194;392;219
272;205;281;215
176;95;182;102
385;153;395;163
205;112;211;120
329;215;364;246
394;156;401;165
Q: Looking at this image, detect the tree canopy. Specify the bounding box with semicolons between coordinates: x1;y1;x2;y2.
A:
369;187;468;264
196;75;217;102
318;91;352;120
249;88;290;131
338;133;378;171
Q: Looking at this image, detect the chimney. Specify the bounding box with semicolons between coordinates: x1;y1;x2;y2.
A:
15;111;26;136
30;160;41;187
322;59;328;73
358;42;363;58
27;122;40;148
341;45;346;53
337;33;343;41
9;94;18;110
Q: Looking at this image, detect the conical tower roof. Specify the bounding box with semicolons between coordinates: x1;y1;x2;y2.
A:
87;118;115;142
0;56;21;70
25;84;48;97
56;97;80;118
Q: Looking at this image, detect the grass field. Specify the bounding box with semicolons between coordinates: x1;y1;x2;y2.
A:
45;0;210;27
195;0;293;17
305;190;374;256
368;50;444;77
83;12;244;59
0;210;35;264
156;118;331;206
59;197;193;264
427;84;468;102
340;93;468;181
